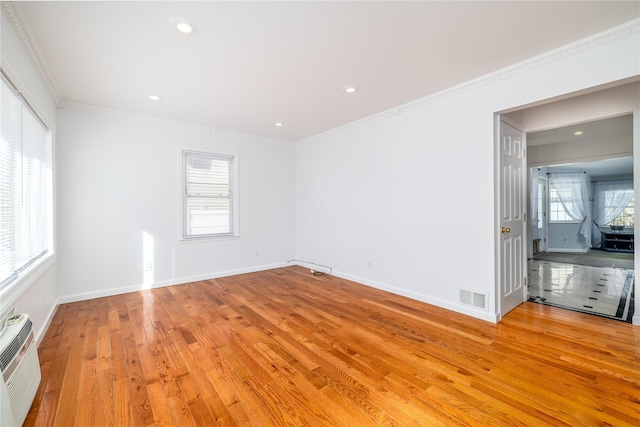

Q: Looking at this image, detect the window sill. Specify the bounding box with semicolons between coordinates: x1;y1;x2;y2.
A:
0;253;56;311
179;234;241;244
548;221;582;225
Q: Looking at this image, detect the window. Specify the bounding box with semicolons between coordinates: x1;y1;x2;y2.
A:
593;180;634;229
0;74;53;290
548;186;576;222
548;173;589;225
610;198;634;227
537;180;545;230
182;150;235;239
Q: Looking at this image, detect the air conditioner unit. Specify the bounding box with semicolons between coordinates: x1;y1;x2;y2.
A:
0;310;41;426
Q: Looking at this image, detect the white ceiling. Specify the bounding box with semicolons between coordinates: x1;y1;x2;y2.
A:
530;115;635;177
10;1;640;141
527;114;633;147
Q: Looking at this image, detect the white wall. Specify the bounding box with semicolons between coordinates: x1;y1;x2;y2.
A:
547;224;589;252
56;106;296;301
295;20;640;322
520;81;640;133
0;10;59;342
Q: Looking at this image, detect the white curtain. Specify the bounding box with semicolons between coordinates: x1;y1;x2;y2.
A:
549;172;591;247
591;180;634;247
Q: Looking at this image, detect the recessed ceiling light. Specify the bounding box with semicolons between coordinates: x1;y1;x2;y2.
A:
273;122;284;127
574;131;583;135
169;17;198;34
149;95;161;101
342;85;359;93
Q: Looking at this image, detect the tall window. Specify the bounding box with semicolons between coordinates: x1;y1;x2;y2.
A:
1;74;53;290
548;172;591;243
183;150;235;239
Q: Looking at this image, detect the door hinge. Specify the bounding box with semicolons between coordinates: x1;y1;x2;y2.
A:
523;213;526;222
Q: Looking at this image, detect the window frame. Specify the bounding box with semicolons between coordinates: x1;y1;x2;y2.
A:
180;149;239;241
547;185;581;224
609;197;634;227
0;71;54;296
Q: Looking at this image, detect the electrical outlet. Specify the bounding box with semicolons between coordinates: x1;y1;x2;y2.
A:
254;250;260;258
367;260;372;269
144;262;152;271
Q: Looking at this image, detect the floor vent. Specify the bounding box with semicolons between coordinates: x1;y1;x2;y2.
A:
459;289;488;310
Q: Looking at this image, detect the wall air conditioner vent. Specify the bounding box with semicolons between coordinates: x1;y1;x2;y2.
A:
459;289;488;311
0;319;32;371
1;313;41;426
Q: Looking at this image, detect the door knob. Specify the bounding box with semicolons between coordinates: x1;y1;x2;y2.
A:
501;227;511;234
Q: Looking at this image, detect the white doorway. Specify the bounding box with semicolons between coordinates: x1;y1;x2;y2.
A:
496;81;639;324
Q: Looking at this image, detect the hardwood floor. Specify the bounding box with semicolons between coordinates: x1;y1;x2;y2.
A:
25;266;640;426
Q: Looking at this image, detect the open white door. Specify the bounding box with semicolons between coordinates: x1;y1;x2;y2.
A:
499;120;527;317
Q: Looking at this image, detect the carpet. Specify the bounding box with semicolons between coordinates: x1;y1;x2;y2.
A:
532;250;634;270
528;260;634;323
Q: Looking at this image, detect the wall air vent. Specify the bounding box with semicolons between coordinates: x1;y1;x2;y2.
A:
1;314;41;426
459;289;488;311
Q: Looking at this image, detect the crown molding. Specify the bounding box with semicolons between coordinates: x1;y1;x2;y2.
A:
2;1;63;105
399;18;640;116
61;102;292;145
297;18;640;146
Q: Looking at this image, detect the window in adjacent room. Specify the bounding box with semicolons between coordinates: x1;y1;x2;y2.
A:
548;172;589;225
548;186;577;222
0;73;53;290
610;198;634;227
593;179;634;229
182;150;236;239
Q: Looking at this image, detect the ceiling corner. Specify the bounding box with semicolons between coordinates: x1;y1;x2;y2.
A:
2;1;64;106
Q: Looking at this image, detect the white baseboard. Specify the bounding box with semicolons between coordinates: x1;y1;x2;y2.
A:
57;262;289;304
545;248;590;253
58;262;499;327
326;269;499;324
35;302;59;346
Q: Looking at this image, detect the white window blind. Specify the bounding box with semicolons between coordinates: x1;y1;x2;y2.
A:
0;74;52;290
183;150;234;238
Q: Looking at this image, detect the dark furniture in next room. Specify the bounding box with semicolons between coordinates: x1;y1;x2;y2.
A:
601;232;634;253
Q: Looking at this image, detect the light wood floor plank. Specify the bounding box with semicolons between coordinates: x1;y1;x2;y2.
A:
25;266;640;426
